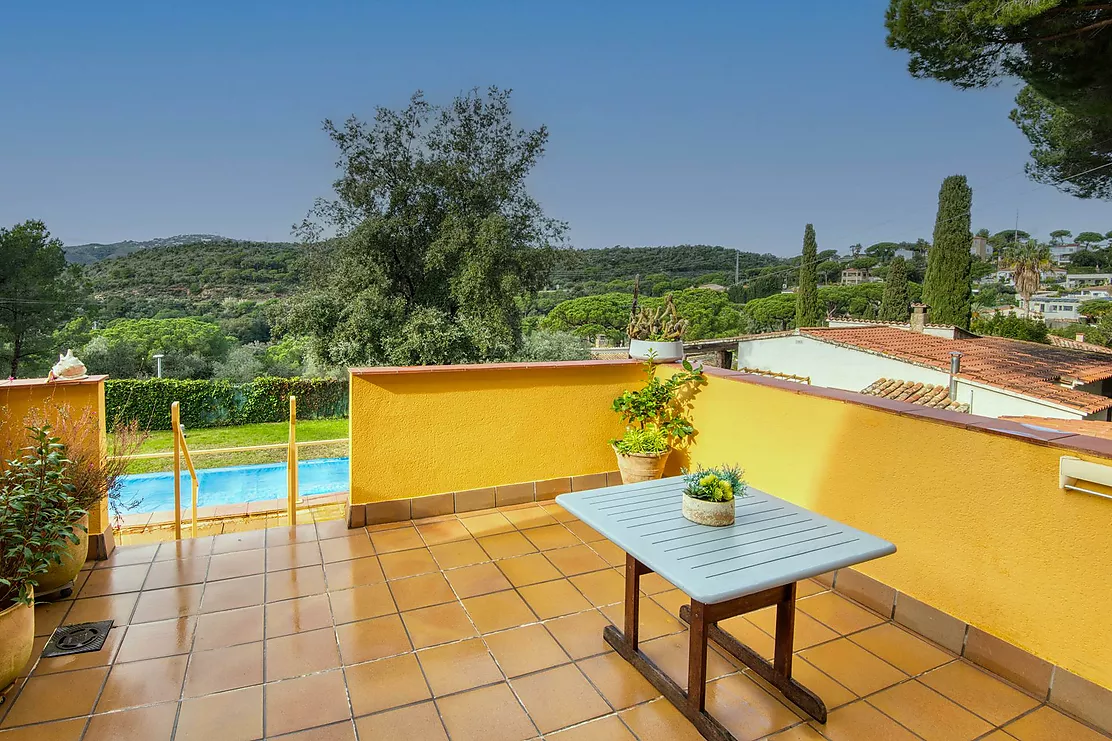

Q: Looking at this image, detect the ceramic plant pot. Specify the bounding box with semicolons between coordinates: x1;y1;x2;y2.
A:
0;590;34;694
613;447;670;484
682;495;735;526
36;514;89;599
628;339;684;363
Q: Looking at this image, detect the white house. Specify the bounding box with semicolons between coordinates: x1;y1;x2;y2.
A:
1065;273;1112;290
1028;295;1082;324
1050;243;1081;265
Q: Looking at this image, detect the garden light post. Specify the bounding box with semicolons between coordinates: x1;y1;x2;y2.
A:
153;353;164;378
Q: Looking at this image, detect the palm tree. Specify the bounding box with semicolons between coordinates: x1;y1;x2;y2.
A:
1002;242;1052;316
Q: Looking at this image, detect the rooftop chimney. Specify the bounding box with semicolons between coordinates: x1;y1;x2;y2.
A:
910;303;928;333
949;351;962;400
1076;333;1086;343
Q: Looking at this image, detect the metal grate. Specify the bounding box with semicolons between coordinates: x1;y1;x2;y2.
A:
42;620;114;658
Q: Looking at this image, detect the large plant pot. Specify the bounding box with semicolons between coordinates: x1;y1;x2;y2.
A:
613;446;670;484
0;591;34;695
682;495;735;526
36;515;89;599
629;339;684;363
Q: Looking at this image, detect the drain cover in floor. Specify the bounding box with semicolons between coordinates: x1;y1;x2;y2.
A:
42;620;114;658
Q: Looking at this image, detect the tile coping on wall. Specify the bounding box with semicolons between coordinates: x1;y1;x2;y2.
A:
349;358;640;376
0;374;109;388
113;492;348;534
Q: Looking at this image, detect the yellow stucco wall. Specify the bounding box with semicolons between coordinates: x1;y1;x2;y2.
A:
681;372;1112;690
348;363;642;503
0;378;110;536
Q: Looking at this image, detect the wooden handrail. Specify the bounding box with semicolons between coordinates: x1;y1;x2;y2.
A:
112;437;348;461
170;401;200;539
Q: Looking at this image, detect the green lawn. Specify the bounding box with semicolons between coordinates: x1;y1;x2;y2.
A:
119;418;349;474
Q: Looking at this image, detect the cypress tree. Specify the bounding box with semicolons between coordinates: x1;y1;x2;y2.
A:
795;223;824;327
879;256;911;321
922;175;973;329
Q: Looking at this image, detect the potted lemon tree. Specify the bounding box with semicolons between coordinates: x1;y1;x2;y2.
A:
610;359;706;483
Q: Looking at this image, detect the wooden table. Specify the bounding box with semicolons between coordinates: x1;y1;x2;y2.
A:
556;477;895;741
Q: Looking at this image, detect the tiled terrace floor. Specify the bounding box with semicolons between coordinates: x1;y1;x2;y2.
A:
5;501;1109;741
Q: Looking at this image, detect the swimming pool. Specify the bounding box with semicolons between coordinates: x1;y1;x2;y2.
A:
119;457;349;514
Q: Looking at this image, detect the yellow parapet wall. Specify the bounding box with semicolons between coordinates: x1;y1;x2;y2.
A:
348;361;642;504
0;376;111;545
683;370;1112;691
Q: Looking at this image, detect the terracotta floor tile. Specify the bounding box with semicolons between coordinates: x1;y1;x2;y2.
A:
601;597;684;641
265;670;351;737
638;572;676;596
589;539;627;566
519;579;592;619
266;542;323;572
484;623;570;677
747;656;858;711
389;572;456;611
545;544;610;577
143;557;209;590
869;680;993;741
478;532;538;560
379;547;439;580
578;650;660;709
652;588;689;617
1005;706;1109;741
184;640;263;696
705;672;803;741
718;616;776;661
0;717;85;740
496;552;561;586
266;593;332;638
175;685;263;741
355;701;448;740
418;637;504;696
920;661;1040;727
323;556;384;590
95;544;159;568
193;605;264;651
32;601;71;637
275;720;356;740
319;533;376;563
766;725;828;741
799;638;908;697
640;632;737;687
207;549;265;581
546;609;614;659
345;653;431;716
266;565;328;602
571;569;627;607
798;592;885;636
265;523;319;547
402;601;479;648
512;663;610;734
523;524;581;551
619;697;707;741
199;574;265;613
114;617;195;663
797;579;828;598
336;613;412;665
130;583;204;623
850;623;954;676
329;582;397;624
266;627;341;681
77;564;149;598
502;505;558;530
436;682;538;741
445;562;513;598
416;519;473;546
747;605;839;650
96;654;188;712
315;517;357;540
0;666;107;727
547;715;637;741
429;539;490;569
819;700;921;741
462;512;516;538
212;529;267;554
563;520;606;542
83;702;177;741
369;526;425;554
539;502;577;522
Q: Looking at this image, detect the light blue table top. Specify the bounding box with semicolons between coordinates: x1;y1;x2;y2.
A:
556;477;896;604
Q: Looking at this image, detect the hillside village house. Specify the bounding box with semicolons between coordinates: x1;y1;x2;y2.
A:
839;267;870;286
1050;242;1082;265
1065;272;1112;290
736;306;1112;421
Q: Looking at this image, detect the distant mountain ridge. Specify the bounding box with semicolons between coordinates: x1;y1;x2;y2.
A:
63;234;248;264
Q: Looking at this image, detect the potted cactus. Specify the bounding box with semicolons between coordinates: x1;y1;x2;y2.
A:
627;291;688;363
682;465;746;526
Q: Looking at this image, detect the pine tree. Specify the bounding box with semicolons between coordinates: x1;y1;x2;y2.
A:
922;175;973;329
795;223;824;327
879;256;911;321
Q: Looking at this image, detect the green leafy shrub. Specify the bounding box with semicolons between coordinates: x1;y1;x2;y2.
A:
611;359;706;448
612;425;668;455
683;465;747;503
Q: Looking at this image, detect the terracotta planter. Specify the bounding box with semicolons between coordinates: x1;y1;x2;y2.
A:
628;339;684;363
613;446;670;484
36;515;89;598
682;495;735;526
0;590;34;695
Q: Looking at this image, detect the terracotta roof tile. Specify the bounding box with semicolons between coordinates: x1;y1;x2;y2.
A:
1001;416;1112;440
800;327;1112;414
861;378;969;412
1047;334;1112;355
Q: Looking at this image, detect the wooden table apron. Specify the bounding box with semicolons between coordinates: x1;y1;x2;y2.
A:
557;478;896;741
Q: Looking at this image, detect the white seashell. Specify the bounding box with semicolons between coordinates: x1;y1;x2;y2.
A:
52;349;88;379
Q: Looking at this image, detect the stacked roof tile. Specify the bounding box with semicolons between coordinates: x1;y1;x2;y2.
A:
861;379;969;412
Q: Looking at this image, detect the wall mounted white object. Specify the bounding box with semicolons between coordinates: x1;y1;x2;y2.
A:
1059;456;1112;501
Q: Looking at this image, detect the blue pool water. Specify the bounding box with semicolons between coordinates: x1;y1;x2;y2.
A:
120;457;349;514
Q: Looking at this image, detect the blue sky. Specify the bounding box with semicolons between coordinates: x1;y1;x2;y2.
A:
1;1;1108;256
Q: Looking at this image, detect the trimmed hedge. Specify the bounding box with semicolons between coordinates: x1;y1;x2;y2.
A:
106;377;348;430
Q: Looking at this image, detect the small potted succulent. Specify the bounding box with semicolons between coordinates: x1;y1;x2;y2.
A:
627;292;688;363
611;359;706;483
682;465;746;526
